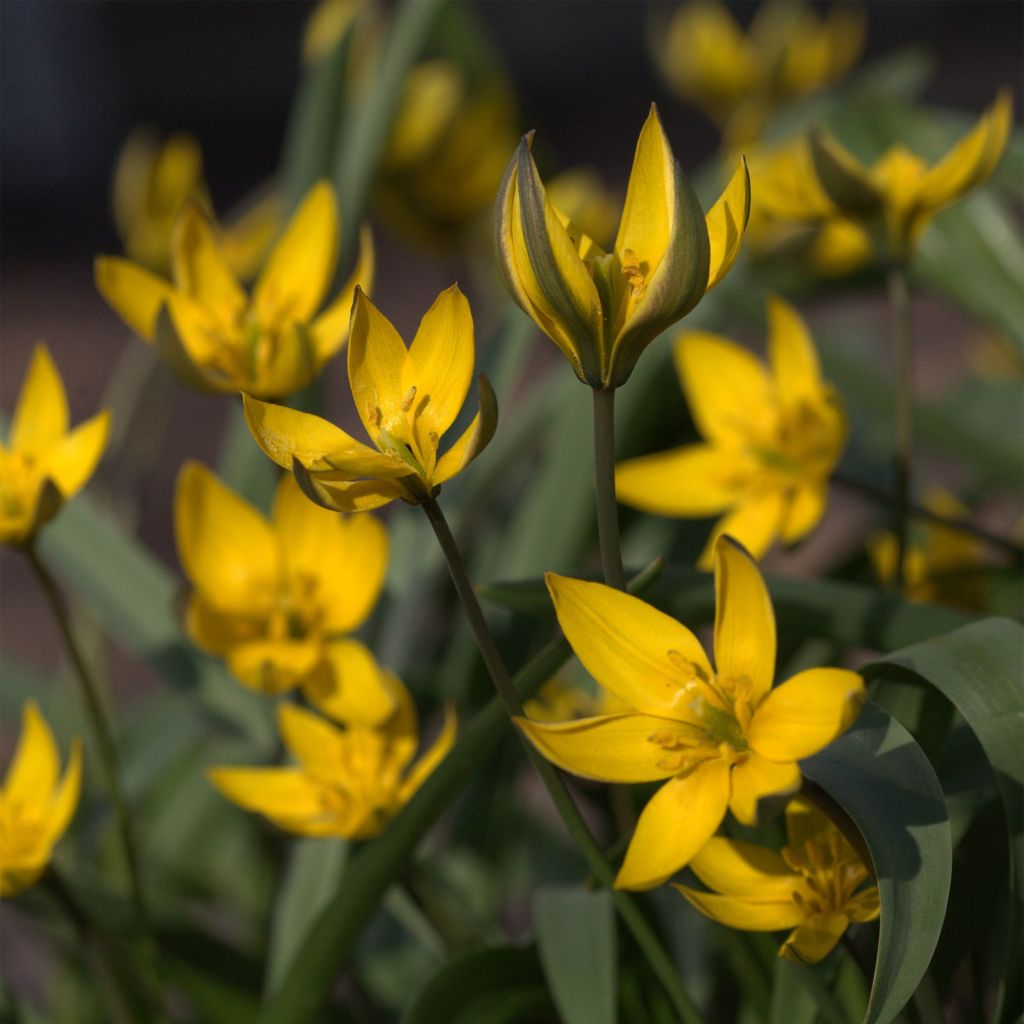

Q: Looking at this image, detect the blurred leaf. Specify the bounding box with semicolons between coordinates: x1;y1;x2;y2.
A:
401;946;558;1024
802;702;952;1024
264;838;349;997
216;404;277;514
770;958;835;1024
535;886;617;1024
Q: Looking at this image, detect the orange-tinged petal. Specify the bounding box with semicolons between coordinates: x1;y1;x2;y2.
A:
675;887;805;931
689;836;799;898
781;911;849;964
515;713;701;784
545;573;713;720
11;345;69;456
348;289;410;443
3;702;59;806
728;752;800;826
94;257;176;341
44;410;111;499
302;640;398;728
615;444;745;517
748;667;865;762
705;157;750;291
309;224;375;361
614;756;731;889
170;203;246;319
713;535;776;704
766;295;821;406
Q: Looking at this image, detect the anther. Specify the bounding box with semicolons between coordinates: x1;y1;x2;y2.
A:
400;386;417;412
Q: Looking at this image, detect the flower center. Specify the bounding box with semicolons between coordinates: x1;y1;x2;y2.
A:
783;829;869;915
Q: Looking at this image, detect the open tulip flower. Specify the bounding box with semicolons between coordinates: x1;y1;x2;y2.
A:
1;702;83;897
515;536;865;890
803;91;1012;261
243;285;497;512
676;796;880;963
95;180;374;399
209;676;457;840
495;105;749;389
1;345;111;546
175;462;389;700
616;297;846;568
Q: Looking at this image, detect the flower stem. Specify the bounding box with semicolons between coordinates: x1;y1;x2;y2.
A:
592;387;626;591
25;545;149;934
420;496;700;1024
887;263;914;593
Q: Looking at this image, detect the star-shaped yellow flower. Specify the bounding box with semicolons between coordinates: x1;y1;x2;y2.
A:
1;702;82;896
1;345;111;546
496;105;749;388
616;297;846;567
676;796;880;964
243;285;497;512
516;536;865;891
95;181;374;399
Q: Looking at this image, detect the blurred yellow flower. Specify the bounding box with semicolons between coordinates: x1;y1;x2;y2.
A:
516;537;865;890
244;285;497;512
804;91;1012;260
616;298;846;568
524;676;630;724
1;345;111;546
545;168;620;252
112;128;281;280
175;462;389;701
496;106;749;389
209;679;456;840
676;796;879;963
654;1;865;147
1;702;82;896
95;181;374;399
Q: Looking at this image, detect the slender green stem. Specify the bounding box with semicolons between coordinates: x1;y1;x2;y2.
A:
592;387;627;591
887;263;914;592
25;545;149;933
420;496;700;1024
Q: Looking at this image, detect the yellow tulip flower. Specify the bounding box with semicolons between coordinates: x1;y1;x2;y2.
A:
805;91;1012;261
616;298;846;568
209;680;457;840
495;105;750;389
1;702;83;896
112;128;281;280
175;462;389;700
676;796;879;963
95;180;374;399
515;536;865;891
1;345;111;546
243;285;497;513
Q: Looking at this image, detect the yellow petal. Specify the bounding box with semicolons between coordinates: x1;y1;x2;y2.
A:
3;702;59;806
705;158;750;291
689;836;799;898
277;702;347;772
698;490;787;569
170;203;247;320
219;191;284;282
398;703;459;803
845;887;881;923
614;756;731;890
254;181;339;327
545;573;713;719
728;752;801;826
302;640;398;728
94;257;176;341
208;766;325;820
674;331;773;448
781;484;827;545
433;374;498;485
44;410;111;499
784;794;832;850
713;535;776;704
174;460;279;612
516;712;702;783
11;345;69;456
42;737;82;848
675;887;805;931
766;296;822;406
615;444;745;517
808;129;881;214
781;912;849;964
294;473;410;513
309;224;376;361
184;593;262;656
347;289;410;442
402;285;474;440
748;668;865;762
250;321;318;400
227;640;322;694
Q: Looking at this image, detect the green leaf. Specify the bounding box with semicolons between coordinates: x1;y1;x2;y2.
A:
802;702;952;1024
535;886;617;1024
864;617;1024;1022
770;958;838;1024
401;946;558;1024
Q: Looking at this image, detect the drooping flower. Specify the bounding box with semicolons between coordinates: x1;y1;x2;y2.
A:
516;536;865;890
95;180;374;399
174;462;389;701
243;285;497;512
1;702;83;896
209;673;456;840
112;128;281;279
495;105;749;389
676;796;880;963
1;345;111;546
615;297;846;568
